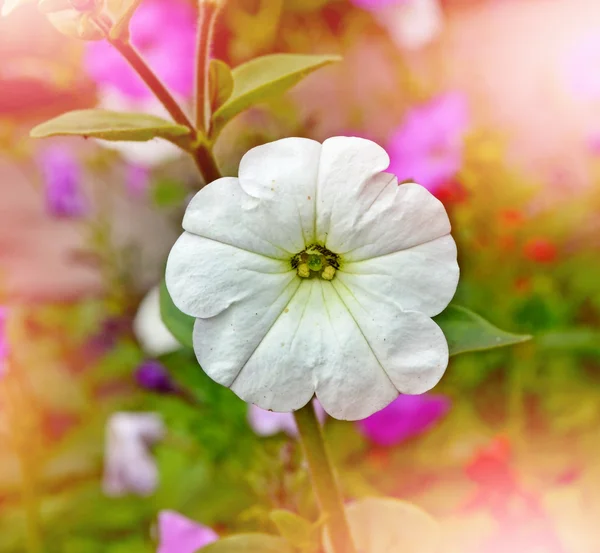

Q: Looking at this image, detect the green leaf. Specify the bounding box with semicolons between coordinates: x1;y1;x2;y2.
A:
536;328;600;357
434;304;531;356
323;498;439;553
159;279;194;349
30;110;191;143
209;59;235;114
150;178;188;208
210;53;341;139
1;0;35;17
270;510;317;552
199;533;293;553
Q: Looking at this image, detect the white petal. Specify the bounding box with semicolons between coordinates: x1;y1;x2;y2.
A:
166;232;294;318
183;177;295;259
316;136;390;245
339;235;458;317
238;137;322;247
326;177;453;261
331;278;449;395
133;286;181;357
219;279;397;420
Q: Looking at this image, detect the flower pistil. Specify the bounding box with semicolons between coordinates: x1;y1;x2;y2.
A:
291;243;340;280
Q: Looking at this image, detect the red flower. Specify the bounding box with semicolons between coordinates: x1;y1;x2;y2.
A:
523;238;557;263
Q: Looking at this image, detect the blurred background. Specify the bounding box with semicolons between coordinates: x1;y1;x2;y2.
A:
1;0;600;551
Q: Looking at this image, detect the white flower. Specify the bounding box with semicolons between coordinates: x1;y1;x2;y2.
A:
166;137;458;420
103;412;165;497
95;89;183;167
133;286;181;358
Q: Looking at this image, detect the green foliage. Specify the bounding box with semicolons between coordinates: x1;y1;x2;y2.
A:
269;509;319;552
210;54;341;139
209;60;235;114
434;304;531;356
159;279;194;349
30;110;191;143
151;178;189;208
199;533;293;553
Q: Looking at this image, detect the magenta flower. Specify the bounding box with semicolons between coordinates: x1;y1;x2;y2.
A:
0;307;8;378
387;92;469;193
85;0;196;100
126;164;150;198
356;394;451;447
157;510;218;553
37;145;88;218
248;400;327;438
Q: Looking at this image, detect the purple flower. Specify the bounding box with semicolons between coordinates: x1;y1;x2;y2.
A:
387;91;469;193
157;510;218;553
248;400;327;438
135;360;174;394
85;0;196;100
37;145;88;218
0;307;8;378
356;394;451;447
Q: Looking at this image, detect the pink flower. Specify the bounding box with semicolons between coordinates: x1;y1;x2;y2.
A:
248;400;327;438
351;0;409;8
0;307;8;378
387;92;469;193
37;145;88;218
85;0;196;100
356;394;451;447
157;510;218;553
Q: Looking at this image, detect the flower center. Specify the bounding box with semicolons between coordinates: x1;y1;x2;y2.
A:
291;244;339;281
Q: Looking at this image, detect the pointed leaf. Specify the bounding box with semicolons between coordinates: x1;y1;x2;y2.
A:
159;279;194;349
1;0;35;17
210;53;341;139
31;110;191;142
209;59;235;113
199;533;293;553
434;304;531;356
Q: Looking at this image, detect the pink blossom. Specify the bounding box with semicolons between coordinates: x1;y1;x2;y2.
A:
85;0;196;100
248;400;327;438
351;0;409;8
157;510;218;553
356;394;451;447
387;92;469;193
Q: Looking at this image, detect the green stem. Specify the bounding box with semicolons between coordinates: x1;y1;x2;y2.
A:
194;1;219;132
105;35;222;184
294;403;357;553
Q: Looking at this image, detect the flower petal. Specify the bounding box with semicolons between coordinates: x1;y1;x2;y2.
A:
166;232;295;318
326;176;452;261
316;136;390;245
218;279;397;419
184;177;299;258
339;235;458;316
238;137;322;248
331;278;449;395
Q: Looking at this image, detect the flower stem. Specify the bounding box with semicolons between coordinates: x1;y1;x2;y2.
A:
194;1;219;132
101;30;222;184
294;403;357;553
